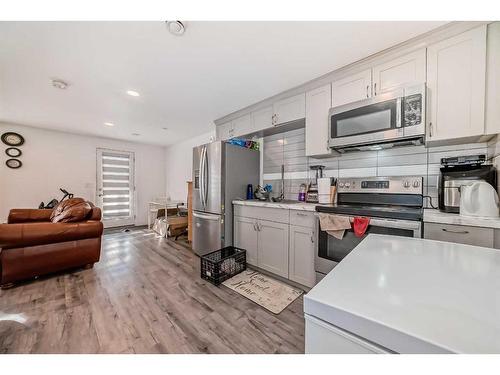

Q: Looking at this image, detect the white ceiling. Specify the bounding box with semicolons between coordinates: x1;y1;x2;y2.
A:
0;21;447;146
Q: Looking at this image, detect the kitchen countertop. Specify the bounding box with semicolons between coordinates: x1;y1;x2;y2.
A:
424;208;500;229
232;199;326;212
304;234;500;354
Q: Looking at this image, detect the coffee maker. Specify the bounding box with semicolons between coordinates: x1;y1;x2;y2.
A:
438;154;497;213
306;165;325;203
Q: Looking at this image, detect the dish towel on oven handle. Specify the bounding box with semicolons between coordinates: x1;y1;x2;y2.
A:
318;213;351;240
353;216;370;237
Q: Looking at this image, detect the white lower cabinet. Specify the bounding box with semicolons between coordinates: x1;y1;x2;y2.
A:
234;216;258;266
233;205;317;287
289;225;316;288
257;220;289;278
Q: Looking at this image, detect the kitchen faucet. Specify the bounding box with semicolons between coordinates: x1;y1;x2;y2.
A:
272;164;285;202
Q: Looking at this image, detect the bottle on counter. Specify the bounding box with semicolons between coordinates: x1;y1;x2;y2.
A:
298;183;307;202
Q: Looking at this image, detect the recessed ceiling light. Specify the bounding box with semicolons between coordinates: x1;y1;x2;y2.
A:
132;133;141;136
126;90;140;97
165;21;186;36
162;127;168;130
104;122;115;127
51;79;69;90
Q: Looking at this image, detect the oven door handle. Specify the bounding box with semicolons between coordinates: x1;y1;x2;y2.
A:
315;213;421;231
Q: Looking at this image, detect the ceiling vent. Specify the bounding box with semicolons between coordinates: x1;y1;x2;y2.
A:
51;79;69;90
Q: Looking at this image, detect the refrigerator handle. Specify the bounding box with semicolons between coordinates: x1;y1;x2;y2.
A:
199;146;206;207
203;145;209;207
193;212;220;221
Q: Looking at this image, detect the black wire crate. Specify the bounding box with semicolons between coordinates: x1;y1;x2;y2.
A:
200;246;247;286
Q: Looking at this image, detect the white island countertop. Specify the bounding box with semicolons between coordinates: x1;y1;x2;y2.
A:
304;234;500;353
424;208;500;229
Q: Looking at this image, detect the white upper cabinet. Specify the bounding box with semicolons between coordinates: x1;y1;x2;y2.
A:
332;69;372;108
231;114;252;138
372;49;426;95
485;22;500;136
426;26;487;142
305;84;332;157
216;121;233;141
272;93;306;126
251;105;273;132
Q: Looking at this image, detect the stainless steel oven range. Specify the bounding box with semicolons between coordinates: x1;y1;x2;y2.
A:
315;176;423;282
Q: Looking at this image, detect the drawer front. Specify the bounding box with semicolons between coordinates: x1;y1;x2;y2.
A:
305;315;390;354
233;205;289;223
289;210;316;228
424;222;494;248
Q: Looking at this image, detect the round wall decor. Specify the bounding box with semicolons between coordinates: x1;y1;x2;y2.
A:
1;132;25;146
5;147;22;157
6;159;22;169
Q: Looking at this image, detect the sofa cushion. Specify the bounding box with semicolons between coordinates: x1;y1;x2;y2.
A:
50;198;92;223
8;209;53;224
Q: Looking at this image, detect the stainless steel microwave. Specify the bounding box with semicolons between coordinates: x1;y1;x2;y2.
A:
328;84;425;150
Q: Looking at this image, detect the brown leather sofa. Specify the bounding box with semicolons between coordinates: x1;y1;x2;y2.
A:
0;205;103;287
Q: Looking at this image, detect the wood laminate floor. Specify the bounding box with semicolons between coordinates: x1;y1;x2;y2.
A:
0;229;305;353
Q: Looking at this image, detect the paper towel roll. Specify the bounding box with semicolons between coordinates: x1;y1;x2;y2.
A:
318;178;332;195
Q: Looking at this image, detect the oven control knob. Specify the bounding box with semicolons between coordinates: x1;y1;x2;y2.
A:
403;180;411;188
344;182;351;188
339;182;344;188
413;180;420;188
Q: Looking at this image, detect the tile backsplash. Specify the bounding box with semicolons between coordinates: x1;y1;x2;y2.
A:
263;127;499;207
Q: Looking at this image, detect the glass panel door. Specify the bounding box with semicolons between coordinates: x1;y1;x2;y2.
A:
96;148;135;228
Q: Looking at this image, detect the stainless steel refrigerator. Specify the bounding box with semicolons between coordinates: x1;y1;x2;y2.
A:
192;141;260;256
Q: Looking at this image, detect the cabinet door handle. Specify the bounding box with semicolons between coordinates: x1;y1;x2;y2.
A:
310;235;315;243
429;122;433;138
442;228;469;234
366;85;370;98
296;212;308;217
253;222;258;231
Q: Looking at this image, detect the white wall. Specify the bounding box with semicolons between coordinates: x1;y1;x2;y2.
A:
164;129;216;201
0;122;166;224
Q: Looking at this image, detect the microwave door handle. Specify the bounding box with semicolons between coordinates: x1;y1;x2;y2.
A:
396;97;402;128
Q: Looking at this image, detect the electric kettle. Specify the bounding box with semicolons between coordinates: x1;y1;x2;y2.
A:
460;181;500;218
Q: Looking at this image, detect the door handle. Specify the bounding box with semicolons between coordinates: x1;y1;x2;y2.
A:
429;122;433;138
442;228;469;234
374;83;377;96
366;85;369;98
